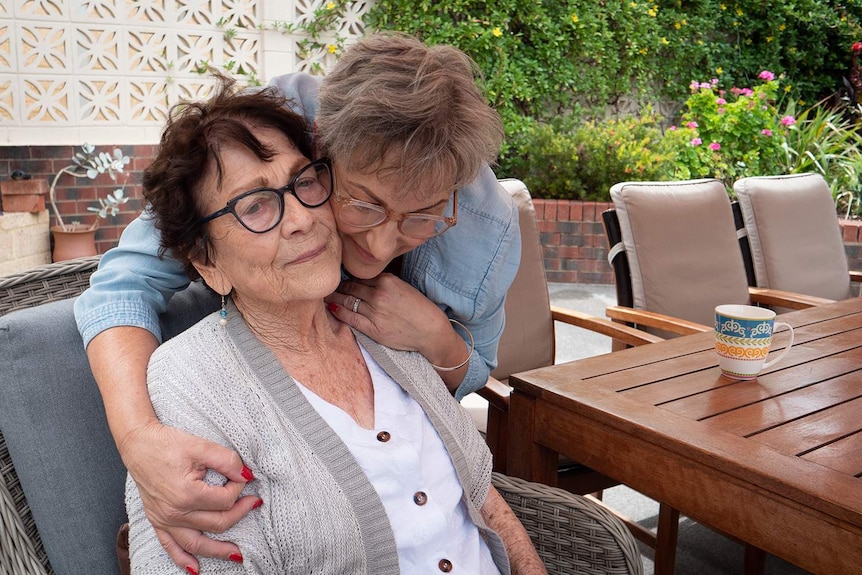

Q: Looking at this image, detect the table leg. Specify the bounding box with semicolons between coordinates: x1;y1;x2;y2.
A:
655;504;680;575
507;389;558;485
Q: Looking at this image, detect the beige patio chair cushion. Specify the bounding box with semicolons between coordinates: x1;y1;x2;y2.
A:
610;178;750;327
491;178;555;380
734;173;852;301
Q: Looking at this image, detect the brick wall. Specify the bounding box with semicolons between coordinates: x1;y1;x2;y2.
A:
534;198;862;285
0;145;155;255
534;199;615;284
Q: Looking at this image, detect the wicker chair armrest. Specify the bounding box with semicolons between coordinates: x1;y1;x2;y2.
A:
605;305;710;336
491;472;644;575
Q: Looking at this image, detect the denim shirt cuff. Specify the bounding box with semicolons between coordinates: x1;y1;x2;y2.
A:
454;353;490;401
75;299;164;349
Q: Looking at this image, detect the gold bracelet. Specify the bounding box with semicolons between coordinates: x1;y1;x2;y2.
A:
429;319;475;372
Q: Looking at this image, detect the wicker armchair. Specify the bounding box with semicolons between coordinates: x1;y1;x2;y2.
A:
0;257;643;575
0;255;101;575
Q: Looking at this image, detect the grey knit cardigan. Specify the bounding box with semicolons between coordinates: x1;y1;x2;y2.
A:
126;307;509;574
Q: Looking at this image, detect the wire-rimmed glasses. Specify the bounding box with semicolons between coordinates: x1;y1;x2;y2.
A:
333;187;458;239
197;158;333;233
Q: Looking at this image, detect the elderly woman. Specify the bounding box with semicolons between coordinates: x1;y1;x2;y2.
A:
125;79;545;575
79;33;520;571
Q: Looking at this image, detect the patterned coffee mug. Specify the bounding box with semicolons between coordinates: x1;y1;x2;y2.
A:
714;304;795;380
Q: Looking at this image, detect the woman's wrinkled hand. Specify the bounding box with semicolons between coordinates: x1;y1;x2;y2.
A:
121;421;262;572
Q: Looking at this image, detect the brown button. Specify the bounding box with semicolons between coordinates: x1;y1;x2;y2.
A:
438;559;453;572
413;491;428;506
376;431;391;442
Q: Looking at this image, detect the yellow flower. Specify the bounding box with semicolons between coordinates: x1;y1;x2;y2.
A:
648;8;657;17
784;85;792;92
328;44;337;54
630;2;638;8
736;8;743;16
571;14;579;23
720;3;726;10
681;18;687;25
639;47;648;55
661;37;669;45
326;2;335;9
779;23;786;31
674;22;681;29
766;36;773;42
716;67;723;75
798;99;806;106
492;27;502;37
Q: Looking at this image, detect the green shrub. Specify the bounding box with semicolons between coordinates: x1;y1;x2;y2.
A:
663;72;793;188
781;99;862;202
497;109;676;200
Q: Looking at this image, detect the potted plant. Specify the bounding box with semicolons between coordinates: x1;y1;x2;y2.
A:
48;143;131;261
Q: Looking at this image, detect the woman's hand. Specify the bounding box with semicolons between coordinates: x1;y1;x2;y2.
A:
86;326;260;573
121;420;262;572
324;274;471;392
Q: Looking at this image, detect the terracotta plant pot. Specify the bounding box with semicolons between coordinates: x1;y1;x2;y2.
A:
51;223;98;262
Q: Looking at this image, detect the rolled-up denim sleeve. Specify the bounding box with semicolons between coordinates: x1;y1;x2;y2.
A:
453;219;521;401
451;172;522;401
74;214;191;348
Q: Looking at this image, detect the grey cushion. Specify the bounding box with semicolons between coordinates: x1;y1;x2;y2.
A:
0;282;218;575
610;178;751;328
734;173;852;301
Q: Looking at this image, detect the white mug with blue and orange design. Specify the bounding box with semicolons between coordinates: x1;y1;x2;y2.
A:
714;304;795;380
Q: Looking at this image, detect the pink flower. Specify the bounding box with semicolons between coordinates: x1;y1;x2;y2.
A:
717;107;725;114
711;78;719;85
668;125;677;131
739;88;753;97
686;121;698;129
708;142;721;151
716;98;727;105
781;115;796;126
690;138;702;146
761;129;773;136
758;70;775;81
699;82;712;90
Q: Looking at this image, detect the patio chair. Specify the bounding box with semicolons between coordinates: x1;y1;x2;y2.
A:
601;178;831;343
475;179;664;562
0;255;644;575
733;172;861;302
600;177;828;574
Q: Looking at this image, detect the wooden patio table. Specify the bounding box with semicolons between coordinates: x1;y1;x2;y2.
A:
506;297;862;575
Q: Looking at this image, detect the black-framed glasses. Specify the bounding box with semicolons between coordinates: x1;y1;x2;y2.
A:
197;158;333;234
333;187;458;240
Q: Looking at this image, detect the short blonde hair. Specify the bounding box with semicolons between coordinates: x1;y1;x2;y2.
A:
316;32;503;195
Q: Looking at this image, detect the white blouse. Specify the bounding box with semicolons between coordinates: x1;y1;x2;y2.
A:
296;344;499;574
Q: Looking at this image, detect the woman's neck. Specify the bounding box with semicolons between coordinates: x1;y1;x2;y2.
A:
234;295;376;429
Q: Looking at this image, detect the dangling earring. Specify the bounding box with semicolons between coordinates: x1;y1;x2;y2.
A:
219;294;228;327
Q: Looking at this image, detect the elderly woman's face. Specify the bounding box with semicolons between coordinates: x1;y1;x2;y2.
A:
330;159;454;280
193;128;342;306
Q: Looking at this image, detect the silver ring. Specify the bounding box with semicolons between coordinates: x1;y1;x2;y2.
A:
352;297;362;313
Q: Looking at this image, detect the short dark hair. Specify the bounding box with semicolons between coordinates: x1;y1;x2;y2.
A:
142;74;311;280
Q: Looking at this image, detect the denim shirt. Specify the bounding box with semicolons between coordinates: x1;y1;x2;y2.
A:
74;73;521;400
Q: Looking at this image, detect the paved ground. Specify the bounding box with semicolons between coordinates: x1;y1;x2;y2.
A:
468;283;811;575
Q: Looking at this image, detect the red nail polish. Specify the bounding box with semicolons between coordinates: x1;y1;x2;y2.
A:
252;498;264;510
327;302;339;313
241;465;254;482
185;566;199;575
229;552;244;563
